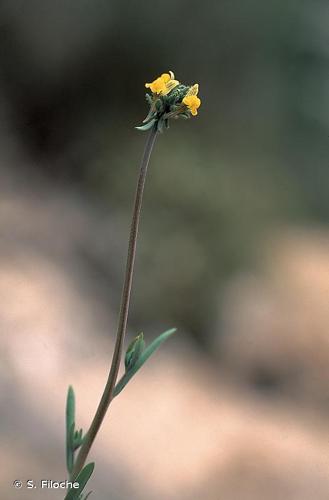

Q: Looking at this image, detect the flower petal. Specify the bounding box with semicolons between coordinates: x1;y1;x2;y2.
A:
185;84;199;97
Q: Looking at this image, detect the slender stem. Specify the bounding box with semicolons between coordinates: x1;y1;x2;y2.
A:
71;125;158;479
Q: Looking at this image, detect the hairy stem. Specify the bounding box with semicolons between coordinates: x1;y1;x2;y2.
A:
71;125;158;479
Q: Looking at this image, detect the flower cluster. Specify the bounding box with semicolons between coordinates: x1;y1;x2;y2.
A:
137;71;201;132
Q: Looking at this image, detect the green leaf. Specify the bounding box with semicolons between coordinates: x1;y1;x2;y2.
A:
155;98;164;113
142;112;156;124
113;328;176;397
125;332;145;371
135;119;156;131
66;386;75;474
73;428;84;451
142;104;157;124
64;463;95;500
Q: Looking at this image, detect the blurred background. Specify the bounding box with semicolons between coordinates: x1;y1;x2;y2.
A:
1;1;328;499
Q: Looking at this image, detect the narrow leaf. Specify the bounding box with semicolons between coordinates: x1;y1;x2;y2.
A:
113;328;176;397
73;428;84;450
68;422;76;461
135;119;156;131
142;104;156;123
64;463;95;500
66;386;75;474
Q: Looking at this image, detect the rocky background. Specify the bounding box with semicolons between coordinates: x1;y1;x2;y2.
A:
0;1;328;499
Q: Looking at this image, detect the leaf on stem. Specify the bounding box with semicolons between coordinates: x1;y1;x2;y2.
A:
73;428;84;451
135;119;156;131
64;462;95;500
66;387;85;474
113;328;176;397
66;386;75;474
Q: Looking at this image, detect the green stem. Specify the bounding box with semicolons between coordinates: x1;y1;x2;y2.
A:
71;125;158;479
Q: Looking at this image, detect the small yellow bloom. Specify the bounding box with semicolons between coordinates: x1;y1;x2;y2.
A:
183;95;201;116
182;84;201;115
145;71;179;95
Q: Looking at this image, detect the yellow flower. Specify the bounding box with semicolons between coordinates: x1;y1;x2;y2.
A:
145;71;179;95
182;84;201;116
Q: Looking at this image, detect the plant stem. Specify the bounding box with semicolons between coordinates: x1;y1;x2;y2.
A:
71;125;158;479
